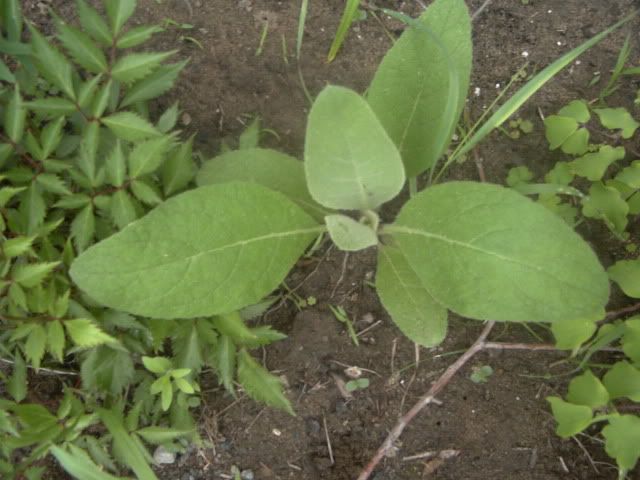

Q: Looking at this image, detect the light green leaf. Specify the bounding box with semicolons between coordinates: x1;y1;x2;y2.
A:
111;51;175;84
12;262;59;288
594;107;640;138
570;145;625;181
51;445;125;480
5;85;26;142
546;396;593;438
110;190;137;229
544;115;577;150
560;127;589;156
70;183;320;318
603;361;640;401
41;117;66;159
161;379;173;411
117;25;163;49
174;377;194;394
102;112;160;142
0;185;25;207
237;349;293;415
91;79;112;118
615;160;640;189
197;148;325;220
157;102;179;133
46;320;65;362
325;214;377;251
105;141;126;187
558;99;591;123
71;205;95;252
239;117;261;149
135;426;192;445
367;0;471;177
28;25;75;100
4;0;23;42
131;179;162;205
162;136;195;196
552;317;598;350
603;415;640;471
55;18;108;73
81;346;133;395
0;58;15;83
566;370;609;408
77;75;104;109
2;235;35;258
7;351;27;402
76;0;112;45
376;245;447;347
25;325;46;369
216;335;236;395
387;182;609;322
128;135;172;177
105;0;137;36
608;259;640;298
142;356;172;374
305;86;405;210
505;166;533;187
64;318;117;348
623;318;640;364
36;173;72;195
120;61;187;107
20;183;47;234
25;98;76;117
172;321;206;373
212;311;258;345
582;182;628;235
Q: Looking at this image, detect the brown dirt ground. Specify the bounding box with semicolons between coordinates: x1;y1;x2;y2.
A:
20;0;640;479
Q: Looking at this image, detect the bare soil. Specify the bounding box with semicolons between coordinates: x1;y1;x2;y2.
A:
22;0;640;479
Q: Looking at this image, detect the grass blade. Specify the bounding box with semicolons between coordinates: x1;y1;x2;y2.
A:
327;0;361;63
296;0;309;60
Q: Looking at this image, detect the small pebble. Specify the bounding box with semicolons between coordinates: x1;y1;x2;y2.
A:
272;428;282;436
521;51;529;58
153;446;176;465
241;470;255;480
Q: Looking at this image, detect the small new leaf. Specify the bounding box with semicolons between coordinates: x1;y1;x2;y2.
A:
64;319;117;348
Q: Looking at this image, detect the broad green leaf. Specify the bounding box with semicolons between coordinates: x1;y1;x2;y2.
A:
5;85;26;142
552;317;597;350
237;349;293;415
110;190;137;229
117;25;163;49
128;135;172;177
367;0;471;177
594;107;640;138
387;182;609;322
623;318;640;364
70;183;321;318
7;351;27;402
305;86;404;210
64;318;117;348
25;98;76;117
546;396;593;438
76;0;112;45
12;262;59;288
162;135;195;196
81;346;134;395
102;112;160;141
603;361;640;401
325;214;377;251
135;426;191;445
197;148;325;220
602;415;640;471
55;18;108;73
51;445;125;480
615;160;640;188
4;0;22;42
570;145;625;181
28;25;75;100
608;259;640;298
376;245;447;347
71;205;95;252
544;115;577;150
25;325;46;369
566;370;609;408
558;99;591;123
46;320;65;362
120;61;187;107
98;409;158;480
105;0;137;36
142;356;172;374
111;51;175;84
105;141;126;186
582;182;628;235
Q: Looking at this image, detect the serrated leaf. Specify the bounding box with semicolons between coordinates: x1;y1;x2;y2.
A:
142;356;172;374
367;0;471;177
377;245;447;347
25;325;46;369
594;107;640;138
105;141;126;186
197;147;325;220
582;182;628;235
28;25;75;100
544;115;578;150
46;320;65;362
76;0;112;45
91;79;112;118
102;112;160;141
570;145;625;181
117;25;163;48
388;182;609;322
157;102;179;133
130;179;162;205
52;445;125;480
0;185;25;207
602;415;640;471
81;346;134;395
111;51;175;84
172;322;204;373
64;318;117;348
242;326;286;349
128;135;172;177
2;235;34;258
305;86;405;210
566;370;609;408
19;183;47;234
36;173;71;195
215;335;236;395
603;361;640;401
7;351;27;402
552;317;597;350
55;17;108;73
110;190;137;229
98;409;158;480
105;0;137;36
237;349;293;415
12;261;59;288
71;204;95;252
162;135;194;196
135;426;192;445
212;311;258;345
5;85;26;142
70;183;320;318
325;214;377;251
120;60;187;107
76;122;99;184
25;98;76;117
41;117;66;159
623;318;640;364
547;396;593;438
608;259;640;298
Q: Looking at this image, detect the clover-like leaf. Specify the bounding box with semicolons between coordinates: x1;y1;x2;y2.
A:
602;415;640;471
552;316;598;350
602;361;640;401
615;160;640;189
608;259;640;298
547;396;593;438
570;145;625;181
582;182;628;235
594;107;640;139
566;370;609;408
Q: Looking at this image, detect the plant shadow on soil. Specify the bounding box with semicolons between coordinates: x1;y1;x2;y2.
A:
23;0;640;478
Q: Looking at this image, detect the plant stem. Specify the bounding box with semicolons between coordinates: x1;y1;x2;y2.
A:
408;177;417;197
605;301;640;320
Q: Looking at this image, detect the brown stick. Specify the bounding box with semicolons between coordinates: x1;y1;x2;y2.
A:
605;301;640;320
357;321;495;480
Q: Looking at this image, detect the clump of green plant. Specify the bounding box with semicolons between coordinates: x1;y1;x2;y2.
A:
67;0;639;477
0;1;292;478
